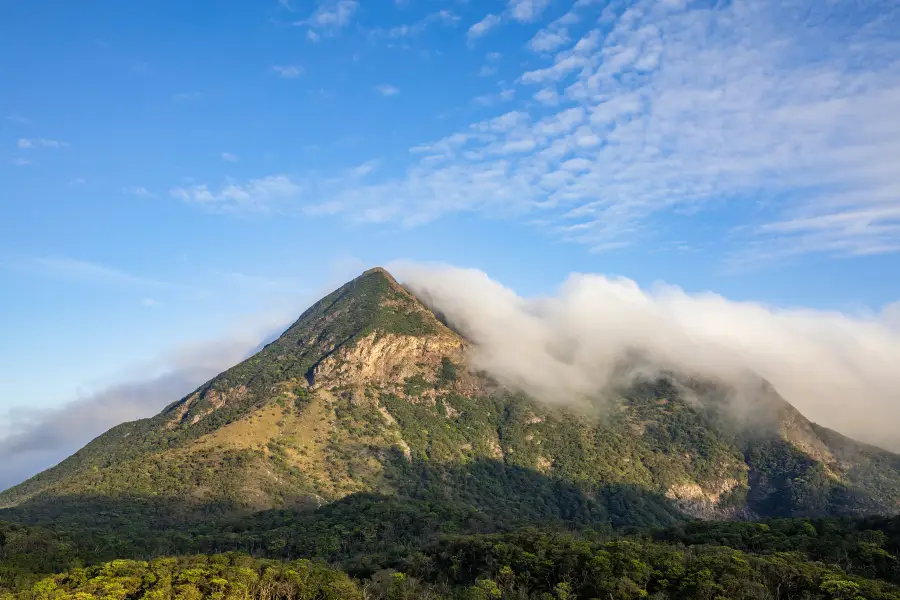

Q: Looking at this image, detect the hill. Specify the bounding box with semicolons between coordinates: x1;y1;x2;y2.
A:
2;267;900;537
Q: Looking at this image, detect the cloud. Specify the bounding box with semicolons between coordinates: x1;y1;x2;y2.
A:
528;28;570;53
124;186;153;197
372;10;460;39
170;175;303;212
168;0;900;262
287;0;900;259
17;138;68;149
6;115;29;124
375;84;400;97
28;257;174;289
467;14;502;42
396;262;900;451
10;158;33;167
473;87;515;107
479;65;498;77
0;320;289;492
69;177;87;185
221;152;239;162
271;65;303;78
533;87;560;105
509;0;552;23
295;0;358;37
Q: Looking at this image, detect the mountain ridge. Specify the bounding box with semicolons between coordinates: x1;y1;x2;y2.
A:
2;267;900;526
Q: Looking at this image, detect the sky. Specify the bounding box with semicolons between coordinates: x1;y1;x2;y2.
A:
1;0;899;488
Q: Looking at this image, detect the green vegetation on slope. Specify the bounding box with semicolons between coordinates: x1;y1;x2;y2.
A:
0;268;440;509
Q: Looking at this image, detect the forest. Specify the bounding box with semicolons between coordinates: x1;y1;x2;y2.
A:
4;499;900;599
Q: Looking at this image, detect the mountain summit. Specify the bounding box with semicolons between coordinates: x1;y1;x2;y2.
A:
3;268;900;527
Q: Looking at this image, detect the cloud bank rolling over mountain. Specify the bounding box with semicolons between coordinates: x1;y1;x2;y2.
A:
396;263;900;450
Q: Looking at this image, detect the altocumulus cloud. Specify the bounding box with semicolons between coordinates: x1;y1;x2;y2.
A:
176;0;900;261
395;262;900;452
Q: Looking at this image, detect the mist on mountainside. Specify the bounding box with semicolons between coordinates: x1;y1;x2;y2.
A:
395;262;900;451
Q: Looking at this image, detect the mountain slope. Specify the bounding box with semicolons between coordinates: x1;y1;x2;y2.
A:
2;267;900;527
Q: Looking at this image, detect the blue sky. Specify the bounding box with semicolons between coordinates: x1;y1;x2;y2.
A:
1;0;899;474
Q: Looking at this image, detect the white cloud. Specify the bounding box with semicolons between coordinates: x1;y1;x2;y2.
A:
373;10;460;38
473;87;515;107
375;83;400;96
69;177;86;185
10;158;33;167
29;257;174;289
479;64;498;77
6;115;29;124
467;14;502;42
171;0;900;262
170;175;303;212
311;0;900;258
271;64;303;78
17;138;68;149
529;28;570;53
295;0;358;37
0;315;292;490
534;87;560;105
221;152;239;162
124;186;153;197
397;262;900;451
509;0;552;23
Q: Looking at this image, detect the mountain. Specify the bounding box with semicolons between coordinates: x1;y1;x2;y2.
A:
3;267;900;530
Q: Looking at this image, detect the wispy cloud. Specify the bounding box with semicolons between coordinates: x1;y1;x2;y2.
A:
372;10;460;39
6;115;30;125
474;87;515;107
478;51;503;77
508;0;552;23
17;138;69;149
10;158;33;167
221;152;239;162
175;0;900;262
528;27;570;53
0;316;291;490
29;257;174;289
69;177;87;185
295;0;358;38
271;64;303;78
533;87;560;106
467;14;502;42
170;175;303;213
375;83;400;97
124;186;153;197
